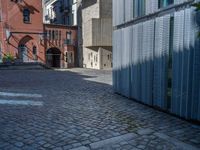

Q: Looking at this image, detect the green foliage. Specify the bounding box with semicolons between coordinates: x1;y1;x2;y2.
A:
2;53;15;63
193;3;200;11
193;3;200;38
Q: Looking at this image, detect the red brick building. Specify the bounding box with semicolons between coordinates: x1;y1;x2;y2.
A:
0;0;77;68
44;24;77;68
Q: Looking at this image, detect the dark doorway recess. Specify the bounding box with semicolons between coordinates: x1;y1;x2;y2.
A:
46;48;61;68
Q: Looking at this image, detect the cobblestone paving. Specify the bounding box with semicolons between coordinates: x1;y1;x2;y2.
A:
0;68;199;150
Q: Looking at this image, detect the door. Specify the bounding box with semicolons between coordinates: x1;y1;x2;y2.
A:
19;45;28;62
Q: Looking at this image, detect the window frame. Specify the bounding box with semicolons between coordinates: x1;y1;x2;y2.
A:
23;8;31;23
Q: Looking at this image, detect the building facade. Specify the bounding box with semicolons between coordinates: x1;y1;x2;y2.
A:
113;0;200;121
0;0;77;68
43;0;79;26
0;0;45;63
82;0;112;69
44;24;77;68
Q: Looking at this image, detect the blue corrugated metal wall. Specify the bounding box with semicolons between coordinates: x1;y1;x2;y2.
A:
113;0;200;121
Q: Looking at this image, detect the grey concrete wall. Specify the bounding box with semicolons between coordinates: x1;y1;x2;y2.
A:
81;0;112;69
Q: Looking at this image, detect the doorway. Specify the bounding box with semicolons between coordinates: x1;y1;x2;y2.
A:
18;44;28;62
46;48;61;68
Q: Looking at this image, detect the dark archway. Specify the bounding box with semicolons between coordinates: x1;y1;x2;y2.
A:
46;48;61;68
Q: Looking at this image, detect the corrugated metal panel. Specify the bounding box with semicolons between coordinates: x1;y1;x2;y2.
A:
171;9;185;116
113;5;200;121
133;0;139;18
141;20;155;105
112;30;117;91
146;0;158;15
112;0;116;26
181;8;193;119
125;0;133;22
153;15;170;109
174;0;189;4
113;29;122;93
115;0;125;26
171;8;200;120
191;10;200;120
120;27;132;97
131;24;142;101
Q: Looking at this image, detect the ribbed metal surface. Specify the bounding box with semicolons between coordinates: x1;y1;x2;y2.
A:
114;0;124;26
191;10;200;120
113;0;196;27
146;0;158;14
141;20;155;105
125;0;133;22
113;6;200;121
113;29;122;93
130;23;142;101
153;15;170;109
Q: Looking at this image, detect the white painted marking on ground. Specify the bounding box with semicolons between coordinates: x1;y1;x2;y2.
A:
0;92;42;98
0;99;43;106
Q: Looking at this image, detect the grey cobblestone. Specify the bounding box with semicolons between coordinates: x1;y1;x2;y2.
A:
0;69;199;150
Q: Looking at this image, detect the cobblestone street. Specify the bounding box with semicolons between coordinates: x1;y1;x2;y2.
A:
0;68;199;150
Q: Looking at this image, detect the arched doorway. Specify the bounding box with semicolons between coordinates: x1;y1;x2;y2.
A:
18;44;28;62
18;35;33;62
46;48;61;68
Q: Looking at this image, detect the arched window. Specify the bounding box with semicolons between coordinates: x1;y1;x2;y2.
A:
23;9;30;23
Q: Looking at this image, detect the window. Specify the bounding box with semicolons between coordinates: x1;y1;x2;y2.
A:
55;30;58;40
67;52;73;63
49;30;52;40
65;52;68;62
66;31;72;44
52;30;55;40
138;0;145;16
32;46;37;55
32;46;38;60
70;52;73;63
67;16;70;25
59;31;61;40
23;9;30;23
158;0;174;8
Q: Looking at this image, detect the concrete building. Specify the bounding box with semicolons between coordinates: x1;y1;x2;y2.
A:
43;0;79;26
113;0;200;121
0;0;77;68
82;0;112;69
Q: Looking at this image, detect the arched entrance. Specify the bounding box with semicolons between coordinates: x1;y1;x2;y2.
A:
46;48;61;68
18;44;28;62
18;35;33;62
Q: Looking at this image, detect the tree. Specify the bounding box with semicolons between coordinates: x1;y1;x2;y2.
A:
193;3;200;37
